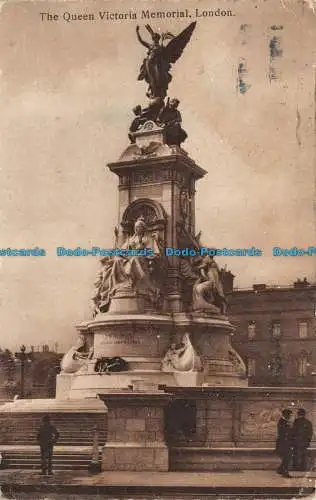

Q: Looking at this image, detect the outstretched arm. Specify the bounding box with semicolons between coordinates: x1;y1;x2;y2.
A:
136;25;151;49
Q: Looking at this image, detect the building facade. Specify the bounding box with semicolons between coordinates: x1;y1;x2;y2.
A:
228;279;316;387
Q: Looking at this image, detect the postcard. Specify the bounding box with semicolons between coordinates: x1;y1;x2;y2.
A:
0;0;315;498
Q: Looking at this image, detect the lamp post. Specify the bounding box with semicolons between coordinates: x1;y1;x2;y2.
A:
14;345;33;399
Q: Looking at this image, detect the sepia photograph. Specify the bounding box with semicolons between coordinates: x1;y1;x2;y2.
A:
0;0;315;498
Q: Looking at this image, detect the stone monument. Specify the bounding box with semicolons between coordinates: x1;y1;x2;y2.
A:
55;21;249;471
57;21;246;403
53;21;247;471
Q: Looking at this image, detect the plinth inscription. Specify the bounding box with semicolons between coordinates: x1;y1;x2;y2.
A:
93;329;168;359
100;334;141;345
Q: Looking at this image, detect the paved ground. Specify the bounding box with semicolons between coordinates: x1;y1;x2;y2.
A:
0;469;315;497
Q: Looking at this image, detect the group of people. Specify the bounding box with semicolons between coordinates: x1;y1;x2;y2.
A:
276;408;313;478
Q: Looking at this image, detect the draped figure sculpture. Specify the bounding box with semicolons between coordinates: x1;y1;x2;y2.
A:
92;217;163;315
162;333;202;372
192;255;227;314
60;335;93;374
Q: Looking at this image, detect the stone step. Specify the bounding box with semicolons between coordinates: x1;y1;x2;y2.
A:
0;399;107;413
2;450;102;471
170;447;316;471
0;412;108;446
1;438;104;442
1;435;106;440
4;463;90;470
4;454;92;459
5;459;91;466
2;438;105;444
7;436;106;439
4;444;98;448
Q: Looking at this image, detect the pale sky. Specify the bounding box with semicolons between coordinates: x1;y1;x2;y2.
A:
0;0;315;350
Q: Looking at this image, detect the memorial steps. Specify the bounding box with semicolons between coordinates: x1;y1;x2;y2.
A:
0;399;107;470
0;414;107;446
1;447;102;470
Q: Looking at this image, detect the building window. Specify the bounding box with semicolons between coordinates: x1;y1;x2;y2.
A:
268;356;282;376
248;358;256;377
271;321;281;339
298;321;308;339
247;321;256;339
298;354;308;377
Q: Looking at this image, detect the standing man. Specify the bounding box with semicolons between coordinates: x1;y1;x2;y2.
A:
37;415;59;475
292;408;313;471
275;408;293;478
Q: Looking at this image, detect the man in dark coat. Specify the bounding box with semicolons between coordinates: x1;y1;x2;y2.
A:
292;408;313;471
275;408;293;477
37;415;59;475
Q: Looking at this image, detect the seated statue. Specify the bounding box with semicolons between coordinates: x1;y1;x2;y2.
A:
92;216;163;315
128;105;147;143
162;333;202;372
60;335;93;374
192;255;227;314
157;98;187;146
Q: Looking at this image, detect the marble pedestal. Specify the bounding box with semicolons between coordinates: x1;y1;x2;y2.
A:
78;312;173;371
99;392;170;471
56;311;247;399
168;313;248;388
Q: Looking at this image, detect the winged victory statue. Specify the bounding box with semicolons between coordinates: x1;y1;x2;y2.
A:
136;22;196;99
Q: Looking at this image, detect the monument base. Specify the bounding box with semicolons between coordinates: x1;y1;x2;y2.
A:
102;443;168;471
164;386;316;472
98;392;170;471
57;367;247;400
172;371;248;388
0;386;314;472
59;312;247;399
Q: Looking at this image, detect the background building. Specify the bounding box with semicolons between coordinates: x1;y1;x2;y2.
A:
228;279;316;387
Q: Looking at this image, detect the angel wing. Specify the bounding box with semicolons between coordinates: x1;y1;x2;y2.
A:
163;22;196;64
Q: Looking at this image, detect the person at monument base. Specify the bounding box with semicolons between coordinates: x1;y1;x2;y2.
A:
292;408;313;472
37;415;59;476
275;409;293;478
